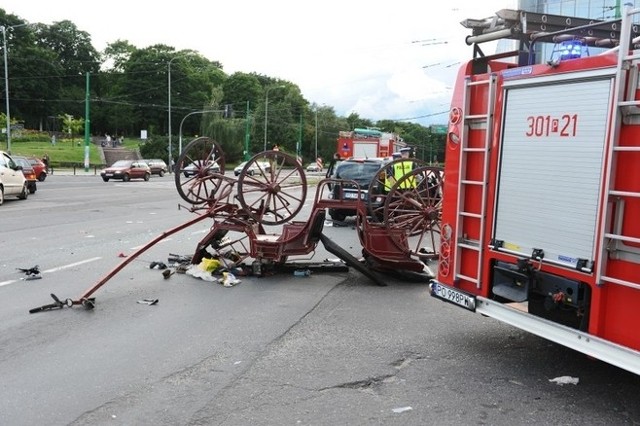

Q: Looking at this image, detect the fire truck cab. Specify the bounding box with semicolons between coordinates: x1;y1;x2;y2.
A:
337;128;404;159
430;6;640;375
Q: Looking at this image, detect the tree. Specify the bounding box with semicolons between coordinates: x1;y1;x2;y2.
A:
102;40;137;73
59;113;84;145
33;20;100;77
222;72;263;118
119;45;226;138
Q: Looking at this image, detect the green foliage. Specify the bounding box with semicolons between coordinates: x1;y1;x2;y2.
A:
139;137;170;161
0;7;441;168
58;114;85;140
8;139;102;164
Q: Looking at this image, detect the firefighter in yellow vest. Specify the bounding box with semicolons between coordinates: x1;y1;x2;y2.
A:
383;152;402;193
392;147;416;190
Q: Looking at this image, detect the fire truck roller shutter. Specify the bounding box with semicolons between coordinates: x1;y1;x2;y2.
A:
493;71;614;269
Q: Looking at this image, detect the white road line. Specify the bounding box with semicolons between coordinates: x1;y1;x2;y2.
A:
41;257;102;273
130;238;172;250
1;257;102;288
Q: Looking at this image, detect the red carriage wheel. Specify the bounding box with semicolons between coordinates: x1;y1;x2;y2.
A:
367;158;426;222
383;166;444;258
236;151;307;226
174;137;226;204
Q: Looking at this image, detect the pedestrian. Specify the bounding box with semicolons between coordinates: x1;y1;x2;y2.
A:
272;144;280;152
392;147;416;190
384;152;403;193
42;154;50;174
51;134;56;146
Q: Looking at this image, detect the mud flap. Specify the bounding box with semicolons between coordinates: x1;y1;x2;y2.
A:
320;233;386;286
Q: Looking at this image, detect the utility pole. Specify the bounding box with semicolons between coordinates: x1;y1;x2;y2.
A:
297;114;302;163
314;107;318;160
84;72;91;171
244;101;251;161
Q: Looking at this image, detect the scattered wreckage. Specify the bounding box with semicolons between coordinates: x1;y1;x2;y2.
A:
29;137;443;313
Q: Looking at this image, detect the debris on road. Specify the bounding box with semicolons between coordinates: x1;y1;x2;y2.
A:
549;376;579;386
17;265;42;280
149;261;167;270
391;406;413;414
219;272;240;287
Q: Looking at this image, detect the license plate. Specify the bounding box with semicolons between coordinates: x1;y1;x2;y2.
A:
105;173;113;177
344;192;359;199
430;282;476;311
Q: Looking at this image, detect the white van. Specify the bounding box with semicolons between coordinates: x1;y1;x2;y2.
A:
0;150;28;205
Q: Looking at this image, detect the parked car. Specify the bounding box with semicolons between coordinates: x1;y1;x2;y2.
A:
306;163;322;173
143;159;168;176
325;157;390;222
233;160;272;176
0;150;28;204
101;160;151;182
12;155;37;194
27;157;47;181
183;160;221;178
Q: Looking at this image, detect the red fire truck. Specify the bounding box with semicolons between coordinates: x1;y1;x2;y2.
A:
337;128;405;159
430;6;640;375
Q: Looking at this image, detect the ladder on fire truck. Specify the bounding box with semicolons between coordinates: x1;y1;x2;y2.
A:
597;4;640;291
453;75;497;287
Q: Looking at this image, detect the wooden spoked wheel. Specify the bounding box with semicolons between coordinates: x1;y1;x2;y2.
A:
383;166;444;258
367;158;426;222
237;151;307;226
174;137;226;204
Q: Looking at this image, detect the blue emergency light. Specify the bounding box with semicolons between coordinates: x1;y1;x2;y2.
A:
559;40;584;60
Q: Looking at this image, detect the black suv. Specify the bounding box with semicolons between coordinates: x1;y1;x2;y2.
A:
325;157;390;221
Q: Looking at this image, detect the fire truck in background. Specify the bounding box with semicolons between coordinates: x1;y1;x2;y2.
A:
337;128;405;159
430;6;640;375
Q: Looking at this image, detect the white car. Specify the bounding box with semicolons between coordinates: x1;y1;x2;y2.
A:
0;150;29;205
306;163;322;173
182;160;221;178
234;160;271;176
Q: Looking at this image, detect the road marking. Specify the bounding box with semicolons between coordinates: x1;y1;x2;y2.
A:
130;238;172;250
1;257;102;288
41;257;102;273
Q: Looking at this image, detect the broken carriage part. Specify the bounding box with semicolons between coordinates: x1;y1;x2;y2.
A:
17;265;40;276
28;137;440;312
148;261;167;270
27;210;212;313
29;293;95;314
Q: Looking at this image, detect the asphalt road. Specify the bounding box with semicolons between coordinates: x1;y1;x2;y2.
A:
0;173;639;426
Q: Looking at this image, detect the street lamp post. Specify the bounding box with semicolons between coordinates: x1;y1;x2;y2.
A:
263;85;285;152
314;107;318;160
1;23;28;153
1;26;10;152
167;56;181;172
178;109;224;154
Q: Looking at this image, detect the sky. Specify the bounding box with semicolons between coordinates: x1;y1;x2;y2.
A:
2;0;514;127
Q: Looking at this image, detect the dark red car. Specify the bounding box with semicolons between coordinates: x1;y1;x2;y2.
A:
101;160;151;182
27;157;47;181
12;155;37;193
